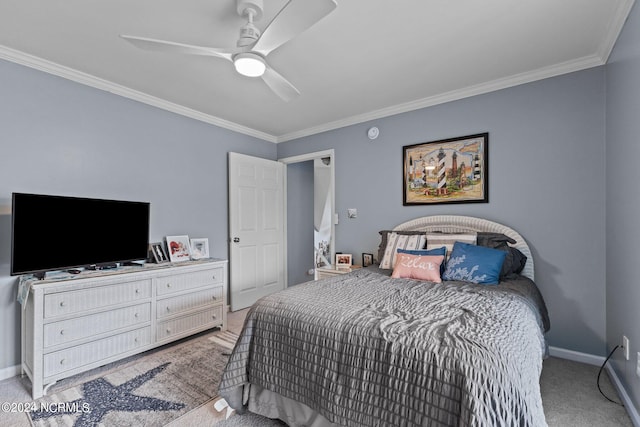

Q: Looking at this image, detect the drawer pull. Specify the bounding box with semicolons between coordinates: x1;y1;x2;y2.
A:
134;338;138;343
211;296;217;300
134;313;139;318
166;283;172;288
166;328;171;333
212;314;217;319
135;289;140;294
59;301;65;307
166;307;171;312
60;359;65;365
59;330;64;335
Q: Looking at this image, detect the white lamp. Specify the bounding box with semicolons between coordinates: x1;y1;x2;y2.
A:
233;53;266;77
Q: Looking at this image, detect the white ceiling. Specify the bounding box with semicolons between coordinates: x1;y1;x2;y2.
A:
0;0;635;143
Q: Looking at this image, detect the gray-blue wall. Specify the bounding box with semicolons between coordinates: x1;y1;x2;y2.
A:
286;160;314;285
278;67;608;357
0;59;276;373
606;0;640;411
2;7;639;410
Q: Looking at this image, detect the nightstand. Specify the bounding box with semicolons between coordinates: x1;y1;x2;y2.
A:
316;265;362;280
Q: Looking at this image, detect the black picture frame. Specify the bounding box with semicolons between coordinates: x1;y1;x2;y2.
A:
403;133;488;205
362;253;374;267
150;242;169;263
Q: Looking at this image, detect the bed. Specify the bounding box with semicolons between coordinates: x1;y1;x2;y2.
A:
218;215;550;426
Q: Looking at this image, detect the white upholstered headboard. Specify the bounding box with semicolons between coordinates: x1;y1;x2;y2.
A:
393;215;534;280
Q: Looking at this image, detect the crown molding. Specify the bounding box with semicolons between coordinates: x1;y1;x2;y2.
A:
0;45;278;143
597;0;636;62
276;54;606;143
0;44;610;145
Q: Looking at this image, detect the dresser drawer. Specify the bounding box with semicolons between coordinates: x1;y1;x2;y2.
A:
156;268;224;296
157;287;223;319
43;303;151;348
44;280;152;318
43;327;151;378
156;306;223;341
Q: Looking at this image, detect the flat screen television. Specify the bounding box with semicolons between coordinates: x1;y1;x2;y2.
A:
11;192;150;277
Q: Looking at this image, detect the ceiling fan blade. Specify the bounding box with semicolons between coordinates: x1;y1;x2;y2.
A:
252;0;337;56
261;65;300;102
120;35;240;61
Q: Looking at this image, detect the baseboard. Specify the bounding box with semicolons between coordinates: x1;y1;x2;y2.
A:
549;346;640;427
606;365;640;427
0;364;20;382
548;346;605;366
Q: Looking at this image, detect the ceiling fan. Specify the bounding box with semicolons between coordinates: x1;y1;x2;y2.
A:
121;0;337;102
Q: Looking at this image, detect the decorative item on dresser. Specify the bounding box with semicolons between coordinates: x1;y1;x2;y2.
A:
190;238;210;260
150;242;169;263
165;235;192;262
20;258;227;399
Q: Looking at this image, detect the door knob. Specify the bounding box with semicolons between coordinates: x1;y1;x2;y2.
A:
233;237;240;243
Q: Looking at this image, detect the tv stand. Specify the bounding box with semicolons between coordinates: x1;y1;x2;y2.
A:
20;259;227;399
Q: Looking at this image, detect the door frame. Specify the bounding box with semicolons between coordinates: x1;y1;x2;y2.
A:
279;149;336;286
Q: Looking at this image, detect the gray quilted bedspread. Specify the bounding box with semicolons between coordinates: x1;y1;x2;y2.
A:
219;268;550;426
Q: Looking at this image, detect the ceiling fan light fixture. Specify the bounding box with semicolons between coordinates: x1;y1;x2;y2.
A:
234;53;266;77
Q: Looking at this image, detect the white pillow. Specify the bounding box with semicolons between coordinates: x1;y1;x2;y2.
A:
426;232;477;260
379;232;426;269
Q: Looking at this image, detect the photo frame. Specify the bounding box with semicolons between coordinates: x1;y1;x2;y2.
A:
362;253;374;267
149;242;169;264
403;133;488;205
336;253;352;267
165;235;191;262
190;238;210;260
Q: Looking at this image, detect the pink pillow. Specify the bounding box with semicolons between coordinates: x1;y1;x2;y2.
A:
391;253;444;282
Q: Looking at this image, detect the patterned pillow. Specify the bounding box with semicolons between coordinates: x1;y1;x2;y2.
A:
442;242;506;285
392;253;445;283
426;232;477;260
379;232;426;269
378;230;425;264
397;247;447;273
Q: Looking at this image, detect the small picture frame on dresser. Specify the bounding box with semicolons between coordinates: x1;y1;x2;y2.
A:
165;235;192;262
190;238;210;260
150;242;169;263
362;253;374;267
336;253;352;269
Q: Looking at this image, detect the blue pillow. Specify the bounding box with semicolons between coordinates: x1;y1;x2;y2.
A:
442;242;506;285
398;247;447;273
397;246;446;256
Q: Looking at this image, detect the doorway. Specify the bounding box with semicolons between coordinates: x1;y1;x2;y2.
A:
280;149;335;286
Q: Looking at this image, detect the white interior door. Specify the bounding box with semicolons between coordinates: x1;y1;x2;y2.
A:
228;152;285;311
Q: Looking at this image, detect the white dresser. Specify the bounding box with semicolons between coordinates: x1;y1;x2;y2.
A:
21;259;227;399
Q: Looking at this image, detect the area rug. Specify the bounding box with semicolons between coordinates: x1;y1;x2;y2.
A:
28;331;238;427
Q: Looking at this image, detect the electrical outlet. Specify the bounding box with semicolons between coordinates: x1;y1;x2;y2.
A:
623;336;630;360
637;353;640;378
